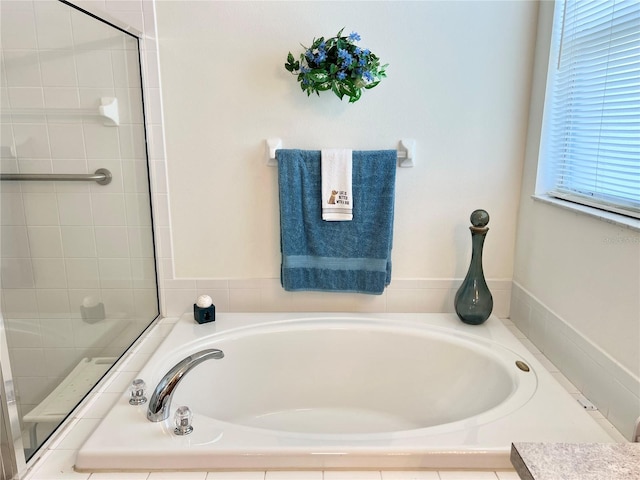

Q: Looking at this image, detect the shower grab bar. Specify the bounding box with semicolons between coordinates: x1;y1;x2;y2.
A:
0;168;112;185
265;138;416;167
0;97;119;126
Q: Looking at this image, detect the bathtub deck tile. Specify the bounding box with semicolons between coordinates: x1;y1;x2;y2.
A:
324;472;382;480
380;471;440;479
495;472;521;480
25;449;90;480
264;472;322;480
206;473;265;480
148;472;206;479
438;472;498;480
89;473;150;479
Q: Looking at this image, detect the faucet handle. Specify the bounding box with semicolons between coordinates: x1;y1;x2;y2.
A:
174;406;193;435
129;378;147;405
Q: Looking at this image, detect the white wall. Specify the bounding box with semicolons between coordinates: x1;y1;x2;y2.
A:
511;0;640;439
156;1;538;300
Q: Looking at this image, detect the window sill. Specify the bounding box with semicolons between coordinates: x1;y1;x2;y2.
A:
532;194;640;233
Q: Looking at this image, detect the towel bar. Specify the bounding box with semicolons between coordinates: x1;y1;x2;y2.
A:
265;138;415;168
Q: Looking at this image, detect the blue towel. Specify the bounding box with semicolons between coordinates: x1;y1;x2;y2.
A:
276;149;396;294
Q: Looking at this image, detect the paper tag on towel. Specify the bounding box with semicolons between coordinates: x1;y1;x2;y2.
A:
321;149;353;221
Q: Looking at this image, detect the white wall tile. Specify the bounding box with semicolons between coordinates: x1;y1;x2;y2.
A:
65;258;100;289
36;289;71;318
61;226;97;257
8;86;44;108
121;158;149;193
127;226;154;257
0;10;37;49
1;289;38;318
130;257;155;288
2;50;42;87
75;49;114;88
9;347;47;378
115;89;144;126
43;87;80;108
49;124;86;158
1;225;31;257
98;258;132;288
111;49;140;88
41;318;74;348
91;193;127;225
28;226;64;257
1;258;35;288
32;258;67;288
100;288;135;317
94;226;130;257
82;123;120;159
34;1;75;50
57;193;93;225
1;193;26;225
5;317;41;348
13;124;51;158
124;193;151;226
71;6;122;48
23;193;59;225
39;49;79;87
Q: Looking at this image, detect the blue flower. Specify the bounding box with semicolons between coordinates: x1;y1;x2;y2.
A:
338;48;353;67
348;32;361;42
336;71;347;80
337;48;350;60
316;50;327;62
300;65;310;74
363;70;374;82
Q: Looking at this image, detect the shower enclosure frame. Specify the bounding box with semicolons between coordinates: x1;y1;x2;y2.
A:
0;1;167;477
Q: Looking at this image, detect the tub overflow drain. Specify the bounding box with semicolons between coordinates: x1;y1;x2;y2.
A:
515;360;530;372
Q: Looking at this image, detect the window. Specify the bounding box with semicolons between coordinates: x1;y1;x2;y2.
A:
538;0;640;220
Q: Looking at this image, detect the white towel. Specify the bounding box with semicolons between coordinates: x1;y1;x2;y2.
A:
321;149;353;221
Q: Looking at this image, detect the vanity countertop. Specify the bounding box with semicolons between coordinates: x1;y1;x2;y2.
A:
511;442;640;480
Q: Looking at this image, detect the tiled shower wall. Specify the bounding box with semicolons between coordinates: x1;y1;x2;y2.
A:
0;0;159;422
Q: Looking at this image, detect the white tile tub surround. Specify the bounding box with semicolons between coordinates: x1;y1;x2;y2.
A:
161;278;512;319
510;282;640;441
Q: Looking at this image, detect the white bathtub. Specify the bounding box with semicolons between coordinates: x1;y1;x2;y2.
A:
76;313;613;471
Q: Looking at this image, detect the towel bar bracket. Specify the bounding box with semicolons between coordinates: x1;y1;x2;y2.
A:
265;138;415;168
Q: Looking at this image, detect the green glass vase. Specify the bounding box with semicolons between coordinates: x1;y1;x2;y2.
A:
454;209;493;325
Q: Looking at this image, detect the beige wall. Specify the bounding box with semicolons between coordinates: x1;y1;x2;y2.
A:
156;1;538;288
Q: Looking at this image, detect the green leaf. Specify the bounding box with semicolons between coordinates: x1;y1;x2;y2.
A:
308;70;329;83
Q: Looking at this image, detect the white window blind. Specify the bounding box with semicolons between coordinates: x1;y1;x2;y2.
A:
540;0;640;219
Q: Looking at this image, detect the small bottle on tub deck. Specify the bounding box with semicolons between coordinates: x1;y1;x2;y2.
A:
193;294;215;324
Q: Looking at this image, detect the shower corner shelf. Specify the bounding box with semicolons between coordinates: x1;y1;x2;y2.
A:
0;97;119;127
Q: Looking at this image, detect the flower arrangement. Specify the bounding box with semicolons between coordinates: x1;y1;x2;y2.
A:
284;28;388;103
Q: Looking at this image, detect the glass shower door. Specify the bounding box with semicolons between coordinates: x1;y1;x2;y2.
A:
0;0;159;460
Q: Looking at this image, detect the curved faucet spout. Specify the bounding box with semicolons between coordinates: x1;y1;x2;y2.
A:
147;348;224;422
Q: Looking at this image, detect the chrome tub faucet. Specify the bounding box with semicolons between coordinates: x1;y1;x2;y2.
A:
147;348;224;422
